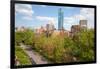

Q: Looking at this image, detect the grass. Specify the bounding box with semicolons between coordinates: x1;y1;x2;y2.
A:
15;46;32;65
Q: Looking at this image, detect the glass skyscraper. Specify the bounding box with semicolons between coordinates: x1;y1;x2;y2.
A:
58;8;64;30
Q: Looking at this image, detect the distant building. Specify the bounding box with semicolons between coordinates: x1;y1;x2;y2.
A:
58;8;64;30
35;26;45;35
15;26;26;32
46;22;55;37
71;20;88;37
46;24;51;31
39;26;45;34
71;25;81;37
79;20;87;29
46;22;55;31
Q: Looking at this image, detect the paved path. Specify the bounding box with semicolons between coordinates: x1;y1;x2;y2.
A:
20;44;48;64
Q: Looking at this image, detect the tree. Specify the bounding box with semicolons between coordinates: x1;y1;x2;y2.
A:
24;29;35;45
73;29;95;61
15;29;35;46
15;31;25;45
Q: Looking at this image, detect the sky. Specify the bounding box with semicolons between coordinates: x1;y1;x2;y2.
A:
15;4;95;31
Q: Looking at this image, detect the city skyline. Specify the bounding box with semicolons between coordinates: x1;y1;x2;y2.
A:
15;4;94;31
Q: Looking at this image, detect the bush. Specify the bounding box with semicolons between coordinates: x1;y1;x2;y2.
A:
15;29;35;46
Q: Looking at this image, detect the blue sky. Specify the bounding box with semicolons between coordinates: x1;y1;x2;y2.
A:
15;4;94;31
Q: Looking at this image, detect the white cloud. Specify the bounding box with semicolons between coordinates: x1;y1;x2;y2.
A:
22;16;33;20
64;8;94;29
36;16;54;21
64;16;77;31
80;8;94;28
73;14;86;20
80;8;94;20
15;4;34;20
36;16;57;24
15;4;34;17
80;8;94;16
64;17;75;24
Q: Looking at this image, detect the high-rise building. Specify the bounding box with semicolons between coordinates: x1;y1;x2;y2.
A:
46;22;55;31
79;20;87;28
71;25;81;34
71;25;81;37
46;22;55;37
58;8;64;30
71;20;88;37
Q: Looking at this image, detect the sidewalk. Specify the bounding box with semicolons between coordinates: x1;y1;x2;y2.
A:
20;44;48;64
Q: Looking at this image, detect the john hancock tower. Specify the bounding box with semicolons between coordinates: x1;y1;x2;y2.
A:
58;8;64;30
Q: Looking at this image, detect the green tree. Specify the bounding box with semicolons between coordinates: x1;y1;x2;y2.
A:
15;31;25;45
73;29;95;61
15;29;35;46
24;29;35;45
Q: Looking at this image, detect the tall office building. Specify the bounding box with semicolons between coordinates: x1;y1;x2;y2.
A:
46;22;55;31
46;23;55;37
58;8;64;30
79;20;87;28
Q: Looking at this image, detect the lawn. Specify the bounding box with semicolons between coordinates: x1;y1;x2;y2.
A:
15;46;32;65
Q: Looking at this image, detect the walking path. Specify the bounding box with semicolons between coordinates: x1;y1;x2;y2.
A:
20;44;48;64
